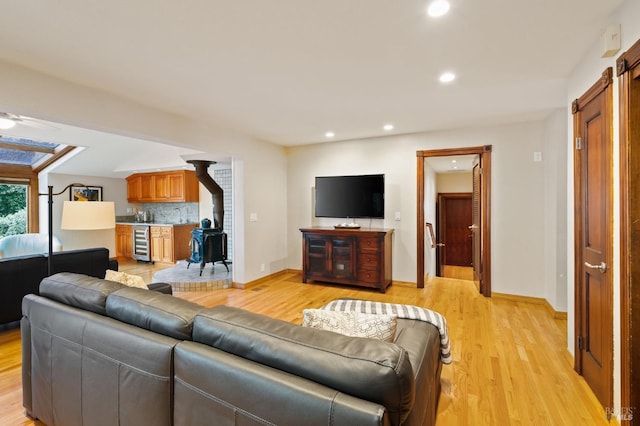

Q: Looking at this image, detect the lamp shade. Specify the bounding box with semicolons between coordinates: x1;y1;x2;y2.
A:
60;201;115;230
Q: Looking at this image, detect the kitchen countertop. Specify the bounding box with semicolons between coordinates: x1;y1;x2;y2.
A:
115;222;198;227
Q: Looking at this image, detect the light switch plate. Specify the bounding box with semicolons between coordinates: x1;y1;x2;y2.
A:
250;213;258;222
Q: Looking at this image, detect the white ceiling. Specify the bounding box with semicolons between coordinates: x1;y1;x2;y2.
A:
0;118;216;178
426;155;477;173
0;0;625;176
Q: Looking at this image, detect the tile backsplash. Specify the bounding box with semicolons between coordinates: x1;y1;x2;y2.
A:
116;202;200;224
141;202;200;224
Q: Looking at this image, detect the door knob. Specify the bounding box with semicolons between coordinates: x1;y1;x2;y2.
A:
584;261;607;273
436;243;445;247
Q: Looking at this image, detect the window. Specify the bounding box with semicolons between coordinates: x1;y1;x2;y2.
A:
0;136;66;169
0;182;27;237
0;135;76;234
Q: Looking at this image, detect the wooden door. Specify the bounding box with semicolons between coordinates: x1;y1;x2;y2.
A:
150;226;163;262
618;37;640;421
167;173;185;200
115;224;133;258
161;227;174;263
140;175;155;201
330;237;356;281
173;225;195;261
154;174;169;199
472;161;482;286
572;68;613;410
126;176;141;202
437;193;472;271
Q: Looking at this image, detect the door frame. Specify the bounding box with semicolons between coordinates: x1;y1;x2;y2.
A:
617;37;640;419
436;192;473;275
416;145;492;296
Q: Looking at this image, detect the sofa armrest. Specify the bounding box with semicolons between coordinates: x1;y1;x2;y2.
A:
108;258;119;272
147;282;173;295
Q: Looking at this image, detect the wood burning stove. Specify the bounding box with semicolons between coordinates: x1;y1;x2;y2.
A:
187;228;229;275
185;160;229;275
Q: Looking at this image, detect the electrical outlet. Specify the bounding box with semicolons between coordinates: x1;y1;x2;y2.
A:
260;263;265;272
395;211;401;221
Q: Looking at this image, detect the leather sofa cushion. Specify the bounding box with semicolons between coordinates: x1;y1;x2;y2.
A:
0;254;48;325
49;247;112;278
193;305;416;424
147;282;173;294
39;272;124;315
106;287;202;340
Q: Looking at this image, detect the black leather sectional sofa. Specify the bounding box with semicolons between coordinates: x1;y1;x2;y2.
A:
1;247;170;327
0;248;118;327
21;272;443;426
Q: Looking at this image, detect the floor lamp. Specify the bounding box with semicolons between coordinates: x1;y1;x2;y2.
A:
41;184;115;276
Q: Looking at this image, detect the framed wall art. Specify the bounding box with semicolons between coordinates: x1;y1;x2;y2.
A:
69;185;103;201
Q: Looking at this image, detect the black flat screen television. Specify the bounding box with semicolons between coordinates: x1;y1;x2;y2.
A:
315;174;385;219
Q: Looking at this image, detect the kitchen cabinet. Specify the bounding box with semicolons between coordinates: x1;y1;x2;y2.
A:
150;224;195;263
150;226;173;263
300;227;394;293
126;170;199;203
139;174;156;201
126;177;141;202
115;224;133;259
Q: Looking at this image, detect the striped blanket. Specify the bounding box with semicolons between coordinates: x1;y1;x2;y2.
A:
322;299;452;365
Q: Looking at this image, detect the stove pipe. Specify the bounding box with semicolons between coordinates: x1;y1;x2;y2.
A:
187;160;224;230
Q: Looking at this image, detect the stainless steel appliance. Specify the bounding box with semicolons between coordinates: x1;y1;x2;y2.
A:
132;225;152;262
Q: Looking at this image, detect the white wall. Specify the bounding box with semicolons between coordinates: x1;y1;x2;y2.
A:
543;109;568;312
436;172;472;193
425;162;437;277
287;119;565;296
40;173;127;256
0;59;288;285
565;0;640;414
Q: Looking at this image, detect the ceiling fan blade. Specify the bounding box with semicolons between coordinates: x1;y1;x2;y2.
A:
17;117;60;130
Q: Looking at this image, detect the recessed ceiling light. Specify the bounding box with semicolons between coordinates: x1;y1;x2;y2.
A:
427;0;450;18
383;124;394;131
439;72;456;83
325;131;335;138
451;159;457;163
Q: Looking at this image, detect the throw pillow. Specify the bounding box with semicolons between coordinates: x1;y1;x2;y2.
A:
104;269;148;290
302;309;397;342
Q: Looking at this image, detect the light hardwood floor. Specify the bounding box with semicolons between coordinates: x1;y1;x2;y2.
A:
441;265;474;281
0;260;612;425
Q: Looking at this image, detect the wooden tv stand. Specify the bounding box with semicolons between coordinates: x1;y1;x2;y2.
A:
300;227;393;293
